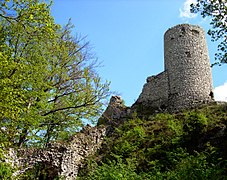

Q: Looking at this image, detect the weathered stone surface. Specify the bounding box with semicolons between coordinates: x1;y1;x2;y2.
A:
133;24;214;113
9;125;106;179
98;96;130;126
133;71;169;113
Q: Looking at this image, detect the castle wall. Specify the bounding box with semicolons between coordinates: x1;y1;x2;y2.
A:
134;24;213;112
164;24;213;111
136;71;168;109
9;125;107;179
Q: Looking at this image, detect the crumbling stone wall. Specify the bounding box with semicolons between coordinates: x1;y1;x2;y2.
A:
98;96;130;126
10;125;106;179
134;24;213;112
136;71;168;110
7;97;129;179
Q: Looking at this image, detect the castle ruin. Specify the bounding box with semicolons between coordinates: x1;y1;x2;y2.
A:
6;24;215;180
133;24;214;112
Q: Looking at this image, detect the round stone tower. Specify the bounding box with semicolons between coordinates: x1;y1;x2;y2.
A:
164;24;213;111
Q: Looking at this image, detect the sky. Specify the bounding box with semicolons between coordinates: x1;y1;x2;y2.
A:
51;0;227;106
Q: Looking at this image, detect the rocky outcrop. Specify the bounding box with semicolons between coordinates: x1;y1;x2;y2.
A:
98;96;130;126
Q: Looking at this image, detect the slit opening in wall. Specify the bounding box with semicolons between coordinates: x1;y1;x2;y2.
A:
209;91;214;99
185;51;191;58
181;27;186;34
192;29;200;36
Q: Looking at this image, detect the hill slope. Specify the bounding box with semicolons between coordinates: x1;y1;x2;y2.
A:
78;103;227;180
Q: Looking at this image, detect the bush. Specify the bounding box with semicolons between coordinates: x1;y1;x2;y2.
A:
0;162;14;179
80;157;140;180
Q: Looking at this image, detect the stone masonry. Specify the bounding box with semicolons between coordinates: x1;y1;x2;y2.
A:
8;125;106;179
133;24;214;112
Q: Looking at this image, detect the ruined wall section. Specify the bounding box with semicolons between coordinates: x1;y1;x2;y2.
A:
164;24;213;111
98;96;130;126
9;125;107;180
135;71;169;109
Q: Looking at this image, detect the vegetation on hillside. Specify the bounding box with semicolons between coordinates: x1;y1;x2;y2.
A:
78;103;227;180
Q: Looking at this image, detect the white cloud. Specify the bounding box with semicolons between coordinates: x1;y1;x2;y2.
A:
179;0;197;19
214;82;227;102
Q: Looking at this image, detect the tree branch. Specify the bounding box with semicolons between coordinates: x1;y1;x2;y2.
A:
42;102;95;116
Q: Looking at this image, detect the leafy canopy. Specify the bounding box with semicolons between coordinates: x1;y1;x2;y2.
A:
0;0;110;148
191;0;227;65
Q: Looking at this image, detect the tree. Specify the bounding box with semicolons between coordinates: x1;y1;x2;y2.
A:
190;0;227;65
0;0;110;148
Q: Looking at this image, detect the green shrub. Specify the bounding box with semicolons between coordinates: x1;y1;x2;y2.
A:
80;157;140;180
165;153;227;180
0;162;14;179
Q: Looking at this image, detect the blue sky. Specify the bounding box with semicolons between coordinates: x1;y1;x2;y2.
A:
51;0;227;106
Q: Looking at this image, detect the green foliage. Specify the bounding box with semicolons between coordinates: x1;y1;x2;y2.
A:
164;152;227;180
183;112;208;139
80;151;226;180
191;0;227;65
0;145;14;179
79;104;227;179
0;0;110;148
0;162;14;180
79;157;140;180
